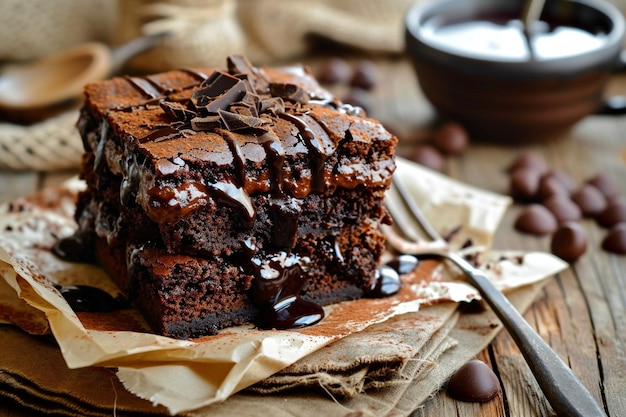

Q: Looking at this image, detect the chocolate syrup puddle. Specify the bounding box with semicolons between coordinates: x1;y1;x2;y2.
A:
52;233;95;263
249;251;324;330
54;284;129;313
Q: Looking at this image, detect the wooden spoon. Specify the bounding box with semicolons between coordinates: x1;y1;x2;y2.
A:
0;32;167;122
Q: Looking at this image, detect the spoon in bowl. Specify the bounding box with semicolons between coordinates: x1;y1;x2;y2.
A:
0;32;168;123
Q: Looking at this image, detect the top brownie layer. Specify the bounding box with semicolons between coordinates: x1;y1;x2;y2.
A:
78;56;396;231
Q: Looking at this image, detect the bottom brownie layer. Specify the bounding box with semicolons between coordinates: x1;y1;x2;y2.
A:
94;221;384;339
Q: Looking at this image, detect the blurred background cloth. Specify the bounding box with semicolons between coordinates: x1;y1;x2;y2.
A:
0;0;419;171
2;0;625;171
0;0;418;69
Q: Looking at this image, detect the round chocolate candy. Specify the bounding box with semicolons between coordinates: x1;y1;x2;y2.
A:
537;174;569;200
601;223;626;254
545;169;577;193
350;59;377;90
317;57;352;84
596;199;626;228
542;194;582;223
509;167;542;201
586;173;620;199
514;204;558;235
409;144;445;172
507;151;549;175
551;222;588;262
571;184;608;217
447;359;501;403
343;87;371;114
431;121;469;155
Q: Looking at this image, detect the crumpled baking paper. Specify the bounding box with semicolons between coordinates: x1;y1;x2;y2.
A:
0;157;568;414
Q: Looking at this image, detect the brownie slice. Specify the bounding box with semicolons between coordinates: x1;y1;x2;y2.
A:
71;55;397;339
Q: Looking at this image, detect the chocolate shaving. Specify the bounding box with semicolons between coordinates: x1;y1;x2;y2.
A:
218;109;266;132
269;83;310;104
143;55;299;143
260;97;285;115
160;101;197;122
191;115;222;131
227;54;269;93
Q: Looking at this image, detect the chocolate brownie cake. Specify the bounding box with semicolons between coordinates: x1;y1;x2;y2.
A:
62;55;397;339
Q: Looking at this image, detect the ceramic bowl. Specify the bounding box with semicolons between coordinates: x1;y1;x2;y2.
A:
405;0;626;143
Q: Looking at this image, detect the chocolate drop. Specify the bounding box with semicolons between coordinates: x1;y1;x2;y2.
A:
258;296;324;330
586;173;620;199
596;199;626;228
317;58;353;84
551;222;588;262
409;144;445;172
509;167;541;201
385;254;419;275
571;184;607;217
601;223;626;254
514;204;558;235
365;266;402;298
447;359;501;403
507;151;549;175
350;60;377;90
542;194;582;223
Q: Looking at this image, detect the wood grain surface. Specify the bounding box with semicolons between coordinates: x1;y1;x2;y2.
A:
1;55;625;417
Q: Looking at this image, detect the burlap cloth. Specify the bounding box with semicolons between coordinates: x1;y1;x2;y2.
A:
0;0;417;171
0;286;543;417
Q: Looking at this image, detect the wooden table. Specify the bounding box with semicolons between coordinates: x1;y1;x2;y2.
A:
1;55;625;417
